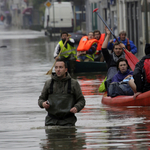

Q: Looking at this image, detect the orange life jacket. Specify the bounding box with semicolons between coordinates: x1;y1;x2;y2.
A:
96;33;105;52
77;36;98;51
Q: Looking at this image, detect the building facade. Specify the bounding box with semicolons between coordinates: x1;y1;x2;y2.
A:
85;0;150;58
0;0;40;29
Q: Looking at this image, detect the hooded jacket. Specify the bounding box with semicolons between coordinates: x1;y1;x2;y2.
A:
133;54;150;92
111;69;133;83
38;72;85;115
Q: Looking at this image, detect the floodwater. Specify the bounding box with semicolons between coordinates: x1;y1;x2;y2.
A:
0;27;150;150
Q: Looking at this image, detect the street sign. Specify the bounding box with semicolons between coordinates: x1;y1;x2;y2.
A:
45;1;51;8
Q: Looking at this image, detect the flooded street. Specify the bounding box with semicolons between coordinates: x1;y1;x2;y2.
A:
1;28;150;150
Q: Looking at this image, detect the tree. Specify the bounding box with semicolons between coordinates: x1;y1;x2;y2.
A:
31;0;46;9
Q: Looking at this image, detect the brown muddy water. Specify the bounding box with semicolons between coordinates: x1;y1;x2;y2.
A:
0;28;150;150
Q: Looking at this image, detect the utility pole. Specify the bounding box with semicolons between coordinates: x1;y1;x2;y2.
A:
144;0;148;43
45;0;51;36
53;0;55;37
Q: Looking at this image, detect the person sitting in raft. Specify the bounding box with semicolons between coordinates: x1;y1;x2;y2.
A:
128;43;150;100
77;32;98;62
102;26;126;80
101;26;126;90
54;31;77;74
107;30;137;55
93;30;105;62
108;58;134;97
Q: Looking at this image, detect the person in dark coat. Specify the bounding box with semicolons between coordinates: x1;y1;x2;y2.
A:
38;60;85;126
129;44;150;99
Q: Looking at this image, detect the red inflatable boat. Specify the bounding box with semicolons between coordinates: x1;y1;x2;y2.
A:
102;91;150;106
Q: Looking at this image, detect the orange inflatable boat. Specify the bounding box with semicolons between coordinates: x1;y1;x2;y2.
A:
102;91;150;106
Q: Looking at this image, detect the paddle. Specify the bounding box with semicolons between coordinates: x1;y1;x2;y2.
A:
46;35;70;75
93;8;139;70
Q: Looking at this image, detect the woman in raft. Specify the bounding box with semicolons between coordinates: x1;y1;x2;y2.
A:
108;58;134;97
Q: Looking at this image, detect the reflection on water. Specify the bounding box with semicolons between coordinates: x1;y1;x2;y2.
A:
104;107;150;150
77;74;106;95
0;29;150;150
40;127;86;150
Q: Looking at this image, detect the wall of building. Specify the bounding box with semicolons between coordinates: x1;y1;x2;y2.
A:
85;0;145;58
85;0;106;35
1;0;40;29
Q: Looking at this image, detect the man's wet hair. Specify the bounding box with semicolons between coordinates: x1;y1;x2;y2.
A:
116;58;129;70
113;42;123;49
56;59;68;68
61;31;68;37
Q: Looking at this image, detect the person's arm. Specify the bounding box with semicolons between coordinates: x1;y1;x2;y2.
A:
70;80;85;113
123;74;133;80
129;40;137;54
107;39;114;50
102;27;111;49
38;80;50;109
133;61;144;92
54;43;61;59
133;92;142;100
101;27;112;63
67;38;75;47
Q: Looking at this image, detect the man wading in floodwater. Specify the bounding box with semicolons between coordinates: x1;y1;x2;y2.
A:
38;60;85;126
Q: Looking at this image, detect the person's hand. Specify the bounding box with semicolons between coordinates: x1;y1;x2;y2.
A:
81;51;86;55
42;101;50;109
66;34;71;42
78;51;86;56
124;75;132;79
66;36;70;41
70;107;77;113
77;51;80;57
109;39;113;43
119;43;126;49
133;92;141;100
105;26;111;35
55;57;58;60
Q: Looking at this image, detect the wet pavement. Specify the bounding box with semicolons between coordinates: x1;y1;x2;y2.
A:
0;27;150;150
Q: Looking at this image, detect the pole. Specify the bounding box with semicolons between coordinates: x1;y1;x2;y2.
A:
47;8;50;28
144;0;148;43
53;0;55;38
93;8;139;70
93;8;119;43
73;5;76;31
46;0;51;28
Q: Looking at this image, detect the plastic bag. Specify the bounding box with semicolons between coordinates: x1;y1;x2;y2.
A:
99;77;107;93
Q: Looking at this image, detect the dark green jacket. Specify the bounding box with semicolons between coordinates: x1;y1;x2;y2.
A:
38;72;85;125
